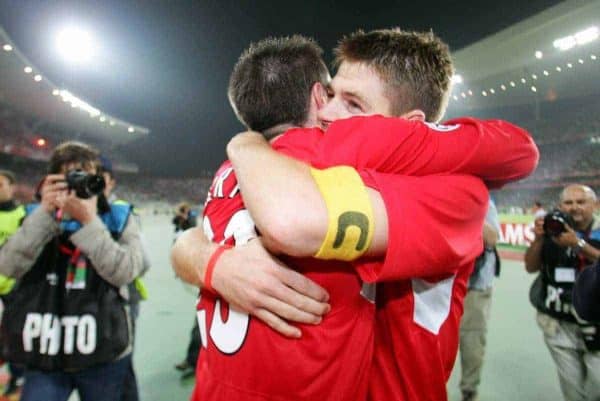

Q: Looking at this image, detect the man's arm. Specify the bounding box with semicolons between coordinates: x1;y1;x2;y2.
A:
524;217;545;273
226;134;388;257
0;207;59;278
229;133;488;281
552;225;600;263
353;172;488;281
0;174;66;278
170;227;330;337
309;116;539;188
580;242;600;262
483;199;501;248
483;223;499;248
70;214;145;287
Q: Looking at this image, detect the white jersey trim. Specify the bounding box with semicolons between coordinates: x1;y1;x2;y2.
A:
412;275;455;335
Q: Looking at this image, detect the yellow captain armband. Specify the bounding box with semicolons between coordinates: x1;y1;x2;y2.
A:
310;166;374;261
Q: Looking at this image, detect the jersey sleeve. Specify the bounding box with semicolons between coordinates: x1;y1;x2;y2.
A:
203;161;255;245
310;115;538;189
355;172;488;282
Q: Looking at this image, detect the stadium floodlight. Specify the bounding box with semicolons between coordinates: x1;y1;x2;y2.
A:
543;70;549;76
36;138;46;147
452;95;458;101
531;74;537;80
99;116;106;122
489;88;495;94
578;58;584;64
34;74;42;82
510;81;516;87
535;50;543;59
461;92;466;98
58;90;100;117
24;66;32;74
128;127;135;133
451;74;463;84
592;54;597;60
109;120;115;126
52;89;60;96
2;44;12;52
574;26;599;45
56;27;95;64
553;36;576;51
567;62;573;68
556;66;562;72
500;84;506;91
531;86;537;93
481;90;487;97
553;26;598;51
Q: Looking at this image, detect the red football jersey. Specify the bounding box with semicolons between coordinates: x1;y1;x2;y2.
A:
270;116;536;401
361;173;487;401
192;116;537;401
281;115;538;190
192;156;374;399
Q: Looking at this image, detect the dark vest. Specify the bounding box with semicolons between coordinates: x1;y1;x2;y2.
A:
530;221;600;350
1;203;133;371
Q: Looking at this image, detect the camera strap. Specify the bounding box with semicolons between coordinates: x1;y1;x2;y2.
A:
58;245;88;291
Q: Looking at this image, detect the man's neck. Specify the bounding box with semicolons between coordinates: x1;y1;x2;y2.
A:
263;123;297;142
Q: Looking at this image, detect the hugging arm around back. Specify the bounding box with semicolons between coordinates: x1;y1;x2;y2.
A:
227;131;490;281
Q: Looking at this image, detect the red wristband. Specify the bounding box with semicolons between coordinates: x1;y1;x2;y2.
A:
204;244;233;294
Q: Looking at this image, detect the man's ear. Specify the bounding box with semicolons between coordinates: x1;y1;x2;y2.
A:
312;82;328;110
401;109;426;122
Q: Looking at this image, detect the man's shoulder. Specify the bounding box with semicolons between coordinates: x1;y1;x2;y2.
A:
589;220;600;242
272;127;323;161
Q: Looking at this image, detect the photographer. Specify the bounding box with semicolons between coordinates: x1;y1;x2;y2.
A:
172;202;196;238
0;169;25;396
0;141;145;401
525;184;600;401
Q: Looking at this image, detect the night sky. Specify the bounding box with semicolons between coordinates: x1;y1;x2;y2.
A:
0;0;563;176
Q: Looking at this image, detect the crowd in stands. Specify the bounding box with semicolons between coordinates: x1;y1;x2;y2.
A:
0;151;212;210
491;96;600;213
1;102;214;209
113;174;212;207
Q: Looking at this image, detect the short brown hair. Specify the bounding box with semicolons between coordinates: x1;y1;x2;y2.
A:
0;170;16;184
48;141;100;174
334;28;454;122
228;35;329;133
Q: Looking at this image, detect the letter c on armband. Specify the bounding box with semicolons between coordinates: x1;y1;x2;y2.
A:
311;167;374;261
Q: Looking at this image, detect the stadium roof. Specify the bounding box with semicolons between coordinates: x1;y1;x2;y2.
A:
0;26;149;145
448;0;599;113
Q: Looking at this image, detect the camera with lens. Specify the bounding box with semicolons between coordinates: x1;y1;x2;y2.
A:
66;170;106;199
543;209;575;237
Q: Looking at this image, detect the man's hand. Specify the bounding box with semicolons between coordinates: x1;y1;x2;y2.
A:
57;192;97;224
212;238;330;338
533;216;545;240
552;225;579;248
40;174;69;213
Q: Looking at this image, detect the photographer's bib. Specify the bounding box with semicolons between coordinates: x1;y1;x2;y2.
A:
530;223;600;350
1;203;133;371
